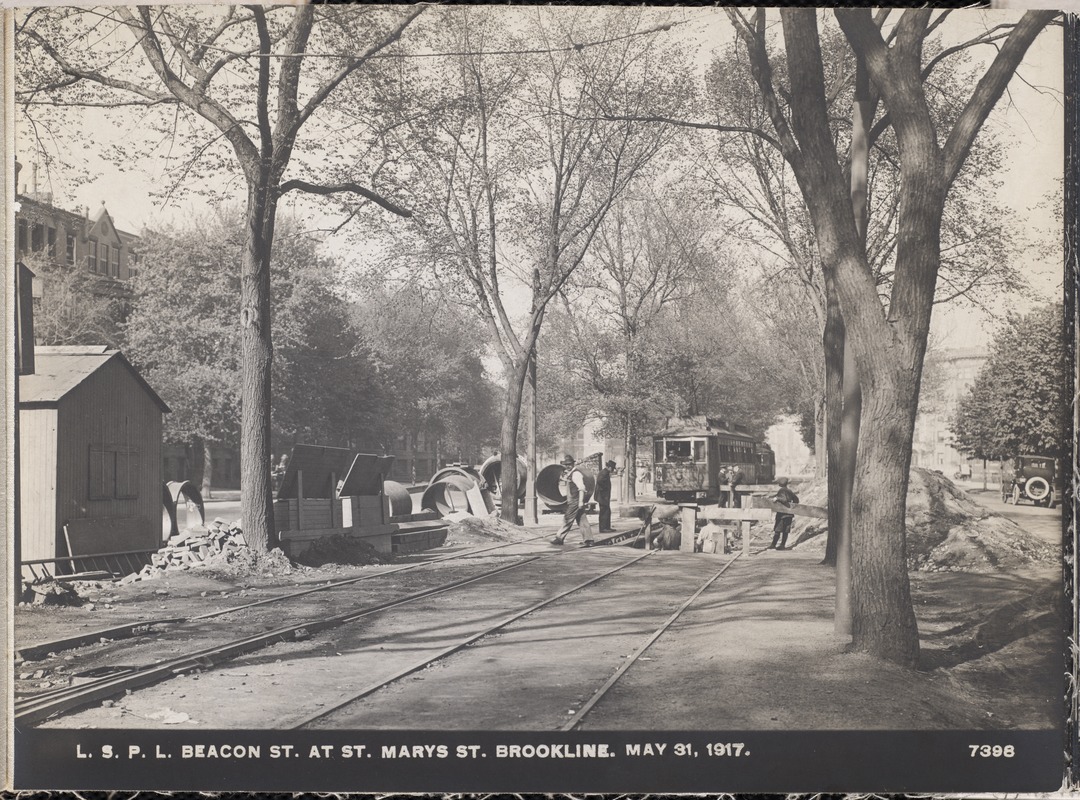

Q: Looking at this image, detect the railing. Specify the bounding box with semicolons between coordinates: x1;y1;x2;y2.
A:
21;549;156;581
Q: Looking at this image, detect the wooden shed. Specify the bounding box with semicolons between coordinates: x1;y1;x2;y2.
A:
19;345;170;573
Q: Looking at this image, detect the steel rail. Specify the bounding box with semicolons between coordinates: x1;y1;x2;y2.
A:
15;551;559;726
560;551;744;731
287;550;655;729
17;533;554;661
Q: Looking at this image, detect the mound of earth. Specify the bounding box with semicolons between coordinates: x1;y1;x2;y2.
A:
443;511;537;545
293;534;389;568
789;468;1056;572
197;545;300;579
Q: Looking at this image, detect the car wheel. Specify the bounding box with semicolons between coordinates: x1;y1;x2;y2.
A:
1012;484;1022;505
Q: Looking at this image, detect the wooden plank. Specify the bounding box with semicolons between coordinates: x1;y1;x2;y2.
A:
465;483;488;516
699;506;773;522
277;445;353;499
750;497;828;519
339;454;395;497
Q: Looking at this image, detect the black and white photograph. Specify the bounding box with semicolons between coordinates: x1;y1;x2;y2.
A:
5;4;1073;793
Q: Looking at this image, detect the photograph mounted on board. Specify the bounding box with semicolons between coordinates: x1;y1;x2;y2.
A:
7;4;1071;793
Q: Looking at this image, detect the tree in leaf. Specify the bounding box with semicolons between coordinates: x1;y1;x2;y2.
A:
124;212;386;494
19;5;424;550
350;281;503;472
367;7;687;521
20;252;125;348
952;303;1068;461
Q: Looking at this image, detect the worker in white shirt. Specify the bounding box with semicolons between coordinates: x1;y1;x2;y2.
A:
552;454;595;547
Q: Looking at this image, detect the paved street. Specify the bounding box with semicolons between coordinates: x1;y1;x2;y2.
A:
964;488;1063;546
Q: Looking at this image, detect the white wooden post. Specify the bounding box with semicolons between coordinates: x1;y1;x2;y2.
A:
741;519;751;557
679;504;697;553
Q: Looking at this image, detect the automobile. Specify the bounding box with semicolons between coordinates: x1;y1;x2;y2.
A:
1001;455;1061;508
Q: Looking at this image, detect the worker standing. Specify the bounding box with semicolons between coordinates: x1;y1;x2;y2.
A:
769;477;799;550
552;455;595;547
595;459;616;532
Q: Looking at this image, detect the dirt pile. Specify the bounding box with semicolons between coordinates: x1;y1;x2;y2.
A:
443;511;536;544
18;579;82;606
790;468;1057;572
197;545;298;579
293;534;389;568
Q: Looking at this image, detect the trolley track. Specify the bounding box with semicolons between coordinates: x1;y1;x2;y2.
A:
17;531;643;726
294;551;743;731
17;534;558;662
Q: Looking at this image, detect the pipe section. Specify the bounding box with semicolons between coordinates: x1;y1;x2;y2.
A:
534;463;595;511
478;454;529;500
383;480;413;517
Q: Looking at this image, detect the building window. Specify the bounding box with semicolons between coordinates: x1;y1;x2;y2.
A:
17;219;27;253
88;237;98;271
31;222;44;252
66;233;75;264
112;248;120;276
100;243;110;274
46;226;56;258
89;444;140;500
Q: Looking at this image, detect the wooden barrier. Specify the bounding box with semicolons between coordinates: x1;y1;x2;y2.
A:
698;506;772;556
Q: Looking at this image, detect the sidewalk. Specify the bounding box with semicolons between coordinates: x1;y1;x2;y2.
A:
581;540;1035;730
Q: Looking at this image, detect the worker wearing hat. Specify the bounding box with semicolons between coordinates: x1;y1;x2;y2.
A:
770;477;799;550
552;455;594;547
595;459;617;533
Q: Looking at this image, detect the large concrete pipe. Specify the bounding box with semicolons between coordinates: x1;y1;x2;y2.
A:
421;474;481;516
479;454;528;501
430;465;484;487
162;480;206;539
535;463;596;512
383;480;413;517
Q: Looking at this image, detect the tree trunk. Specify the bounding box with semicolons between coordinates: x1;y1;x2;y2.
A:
202;439;213;499
499;358;529;523
814;393;826;479
625;418;637;503
525;354;538;524
822;276;844;567
850;374;920;667
238;182;277;551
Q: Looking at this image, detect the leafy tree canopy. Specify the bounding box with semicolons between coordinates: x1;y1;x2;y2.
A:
951;303;1068;460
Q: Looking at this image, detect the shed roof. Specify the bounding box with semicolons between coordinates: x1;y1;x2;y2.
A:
19;347;170;412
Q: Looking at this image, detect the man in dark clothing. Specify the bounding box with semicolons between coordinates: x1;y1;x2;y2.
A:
552;455;594;546
770;477;799;550
729;464;744;508
595;460;616;532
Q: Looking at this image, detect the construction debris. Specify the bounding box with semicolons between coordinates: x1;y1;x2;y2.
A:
20;579;82;606
121;518;246;584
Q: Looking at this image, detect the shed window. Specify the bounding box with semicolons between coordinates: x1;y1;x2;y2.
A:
89;445;140;500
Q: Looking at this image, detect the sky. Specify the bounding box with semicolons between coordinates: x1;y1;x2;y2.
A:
15;7;1065;353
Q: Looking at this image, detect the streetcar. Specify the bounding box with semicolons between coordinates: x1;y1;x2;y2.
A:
651;416;775;503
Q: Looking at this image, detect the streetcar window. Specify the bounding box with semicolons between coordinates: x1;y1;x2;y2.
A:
693;440;706;462
654;440;664;461
665;441;691;461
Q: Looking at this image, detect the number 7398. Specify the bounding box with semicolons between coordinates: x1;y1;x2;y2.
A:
969;744;1014;757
